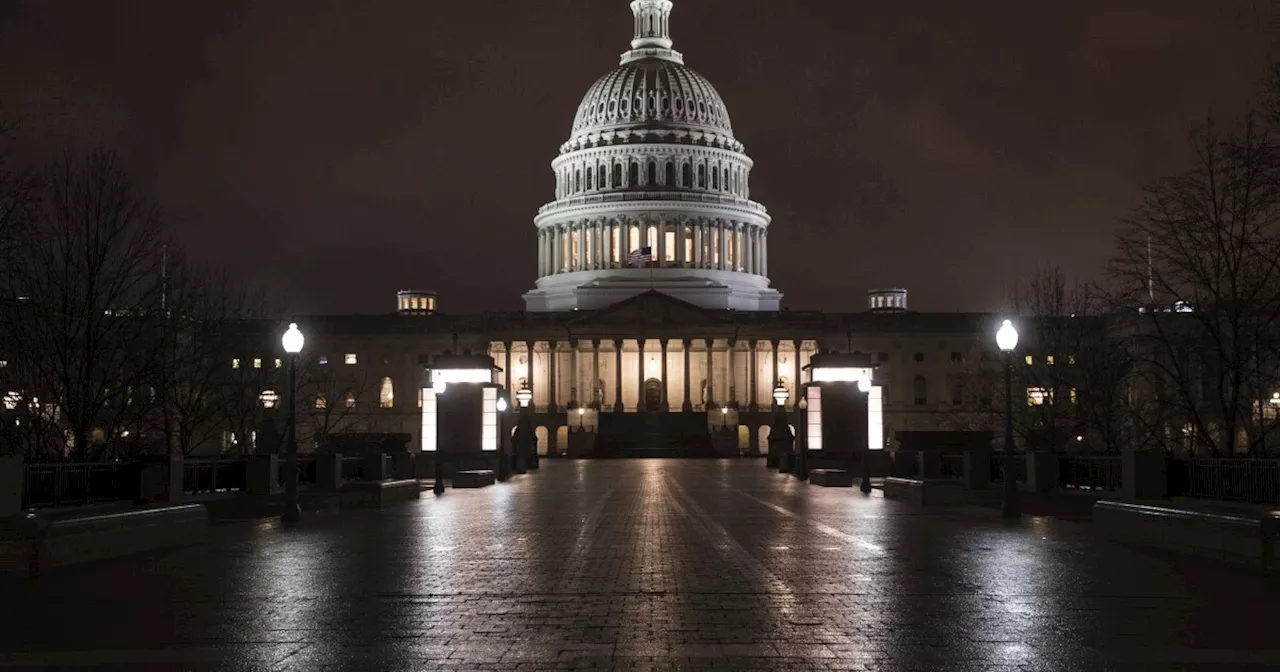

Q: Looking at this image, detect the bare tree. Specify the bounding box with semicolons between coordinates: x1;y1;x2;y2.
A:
296;359;373;453
0;150;167;461
1109;115;1280;456
151;253;274;457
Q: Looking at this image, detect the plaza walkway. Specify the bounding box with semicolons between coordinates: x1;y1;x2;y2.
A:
2;460;1279;671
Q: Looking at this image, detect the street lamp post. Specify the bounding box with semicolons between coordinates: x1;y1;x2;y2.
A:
280;323;304;524
721;406;728;428
515;384;534;472
794;395;808;480
858;376;873;493
767;385;789;470
996;319;1020;520
497;392;511;482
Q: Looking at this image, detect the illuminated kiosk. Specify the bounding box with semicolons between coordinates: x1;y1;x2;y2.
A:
421;353;506;478
797;353;885;480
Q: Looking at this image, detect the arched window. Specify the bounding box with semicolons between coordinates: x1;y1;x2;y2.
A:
665;162;676;186
697;164;706;188
647;160;657;185
629;162;639;186
380;377;394;409
574;170;581;193
682;162;692;188
712;167;720;190
598;165;606;189
723;167;730;191
612;163;622;187
913;375;927;406
345;390;357;409
315;393;327;409
585;167;593;191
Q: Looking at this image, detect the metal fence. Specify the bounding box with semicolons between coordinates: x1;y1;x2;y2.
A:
939;453;965;480
340;456;365;481
1058;456;1122;492
183;459;246;495
276;456;317;487
22;462;131;509
1176;458;1280;504
989;453;1026;483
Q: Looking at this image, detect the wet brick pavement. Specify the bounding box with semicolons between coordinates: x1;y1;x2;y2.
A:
2;459;1279;671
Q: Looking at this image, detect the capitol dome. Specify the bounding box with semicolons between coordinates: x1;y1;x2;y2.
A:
569;59;735;144
524;0;782;314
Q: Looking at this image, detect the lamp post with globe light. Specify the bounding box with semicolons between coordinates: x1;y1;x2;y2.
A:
794;395;809;480
496;392;511;482
996;319;1021;520
515;384;535;472
858;375;874;493
767;384;790;470
280;323;304;524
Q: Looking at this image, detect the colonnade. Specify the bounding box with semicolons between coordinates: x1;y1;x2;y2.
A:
492;338;810;413
537;217;767;277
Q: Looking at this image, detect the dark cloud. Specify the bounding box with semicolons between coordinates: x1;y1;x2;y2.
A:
1;0;1276;314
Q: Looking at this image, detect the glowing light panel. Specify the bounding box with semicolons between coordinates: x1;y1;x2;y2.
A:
431;368;493;385
482;387;498;452
421;387;438;452
811;367;874;383
868;386;883;451
806;387;822;451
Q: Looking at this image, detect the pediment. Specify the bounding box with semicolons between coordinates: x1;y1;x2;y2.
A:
571;290;729;327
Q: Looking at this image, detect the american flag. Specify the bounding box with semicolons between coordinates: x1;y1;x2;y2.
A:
627;246;653;267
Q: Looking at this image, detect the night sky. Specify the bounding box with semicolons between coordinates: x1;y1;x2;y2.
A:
1;0;1276;315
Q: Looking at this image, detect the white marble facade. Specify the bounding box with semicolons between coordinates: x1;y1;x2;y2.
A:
524;0;782;312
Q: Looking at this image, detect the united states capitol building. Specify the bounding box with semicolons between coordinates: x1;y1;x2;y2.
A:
280;1;1003;457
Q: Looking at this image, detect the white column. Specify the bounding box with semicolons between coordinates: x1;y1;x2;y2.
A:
719;221;729;271
676;219;686;267
761;229;768;277
536;230;544;276
577;221;586;272
552;226;561;273
693;219;702;267
657;217;667;267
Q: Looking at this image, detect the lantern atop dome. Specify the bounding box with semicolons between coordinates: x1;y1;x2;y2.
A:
623;0;683;64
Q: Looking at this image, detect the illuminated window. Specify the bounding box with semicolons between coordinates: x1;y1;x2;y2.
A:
274;358;283;369
1046;355;1055;366
260;390;279;409
318;356;328;365
1070;388;1078;404
380;377;394;409
221;431;237;450
1068;354;1076;365
345;391;356;408
417;388;424;409
1027;387;1052;406
1025;355;1034;366
232;358;240;369
3;391;19;410
345;353;357;365
315;393;327;409
253;358;262;369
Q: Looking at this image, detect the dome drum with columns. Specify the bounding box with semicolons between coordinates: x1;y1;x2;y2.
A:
524;0;782;312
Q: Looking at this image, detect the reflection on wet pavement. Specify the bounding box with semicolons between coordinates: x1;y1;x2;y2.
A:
3;460;1278;671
